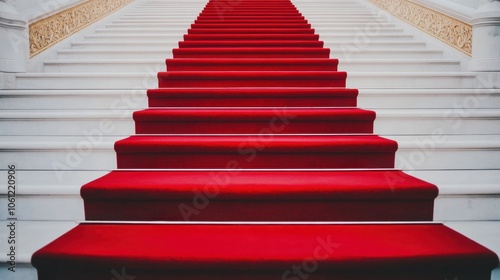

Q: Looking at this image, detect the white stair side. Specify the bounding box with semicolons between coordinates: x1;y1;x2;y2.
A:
358;89;500;109
70;41;180;50
390;135;500;170
84;34;186;42
339;59;460;72
374;109;500;135
0;89;148;110
0;110;135;136
348;72;476;89
333;49;443;59
1;109;500;136
44;59;167;73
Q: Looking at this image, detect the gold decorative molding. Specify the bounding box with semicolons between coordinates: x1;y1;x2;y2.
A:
29;0;134;57
369;0;472;56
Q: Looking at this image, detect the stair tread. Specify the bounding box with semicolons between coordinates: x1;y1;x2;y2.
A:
115;135;398;153
82;170;437;200
133;108;375;121
32;223;498;271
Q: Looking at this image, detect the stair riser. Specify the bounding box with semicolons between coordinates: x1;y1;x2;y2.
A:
134;121;374;134
116;153;396;169
84;199;434;221
104;23;397;28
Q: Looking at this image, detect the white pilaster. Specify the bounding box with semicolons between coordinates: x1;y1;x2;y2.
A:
0;0;28;73
470;0;500;72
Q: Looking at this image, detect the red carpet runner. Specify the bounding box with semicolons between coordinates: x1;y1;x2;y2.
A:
33;0;498;279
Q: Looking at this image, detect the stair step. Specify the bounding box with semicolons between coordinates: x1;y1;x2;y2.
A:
358;89;500;109
347;72;476;89
115;135;397;169
105;22;397;28
82;170;437;221
12;72;478;90
339;59;460;72
187;28;316;34
147;88;358;107
3;108;499;136
178;40;325;48
0;89;149;110
166;58;338;71
183;33;320;41
43;58;459;73
32;224;499;280
157;71;346;87
133;108;375;134
4;89;498;110
173;47;330;58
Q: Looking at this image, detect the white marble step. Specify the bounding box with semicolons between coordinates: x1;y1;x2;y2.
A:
52;48;443;61
0;89;148;110
93;27;405;35
1;109;499;136
43;58;458;73
104;22;398;29
12;72;477;89
1;221;497;280
1;135;499;171
358;89;500;109
112;17;387;24
83;33;416;42
2;89;498;110
69;40;426;51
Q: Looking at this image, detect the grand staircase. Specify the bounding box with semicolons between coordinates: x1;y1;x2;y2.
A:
1;0;499;279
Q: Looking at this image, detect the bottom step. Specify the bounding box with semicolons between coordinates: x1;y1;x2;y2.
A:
81;170;438;221
32;223;499;280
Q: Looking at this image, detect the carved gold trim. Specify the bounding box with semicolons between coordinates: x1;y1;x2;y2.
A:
29;0;134;57
369;0;472;56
